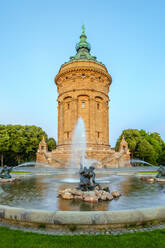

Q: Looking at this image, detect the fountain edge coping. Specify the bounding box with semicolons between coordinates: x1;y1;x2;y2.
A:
0;205;165;225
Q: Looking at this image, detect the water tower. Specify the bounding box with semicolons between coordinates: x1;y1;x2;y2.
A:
36;27;130;168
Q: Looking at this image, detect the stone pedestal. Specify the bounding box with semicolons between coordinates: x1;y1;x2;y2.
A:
58;187;121;203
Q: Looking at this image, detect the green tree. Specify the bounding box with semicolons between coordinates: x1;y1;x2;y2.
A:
23;125;47;162
47;138;56;151
10;126;27;165
115;129;165;165
135;139;157;165
0;126;10;167
0;124;52;166
115;129;141;158
158;150;165;165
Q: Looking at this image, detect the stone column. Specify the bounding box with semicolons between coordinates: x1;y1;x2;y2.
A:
89;94;95;144
58;101;61;144
72;96;78;138
107;101;109;145
102;100;106;145
60;101;64;145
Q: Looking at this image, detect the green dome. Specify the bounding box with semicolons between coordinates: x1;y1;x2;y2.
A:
61;26;103;65
75;33;91;52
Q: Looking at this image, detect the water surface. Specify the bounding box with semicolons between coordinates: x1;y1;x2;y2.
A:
0;171;165;211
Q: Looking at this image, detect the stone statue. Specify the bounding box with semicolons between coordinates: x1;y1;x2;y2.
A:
78;166;90;191
0;165;12;179
156;165;165;179
77;164;100;191
88;166;98;188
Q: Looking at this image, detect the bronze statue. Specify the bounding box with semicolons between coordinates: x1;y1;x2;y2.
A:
0;165;12;179
77;164;100;191
156;165;165;179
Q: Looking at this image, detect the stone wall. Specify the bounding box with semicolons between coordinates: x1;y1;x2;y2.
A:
55;60;111;147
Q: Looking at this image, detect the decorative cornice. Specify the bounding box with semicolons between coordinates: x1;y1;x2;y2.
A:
60;59;108;72
55;65;112;84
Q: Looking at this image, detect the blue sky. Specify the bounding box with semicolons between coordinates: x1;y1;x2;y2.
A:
0;0;165;146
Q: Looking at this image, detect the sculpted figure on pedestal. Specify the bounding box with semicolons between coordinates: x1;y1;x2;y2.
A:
156;165;165;179
0;165;12;179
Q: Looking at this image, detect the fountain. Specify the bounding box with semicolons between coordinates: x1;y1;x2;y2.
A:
0;118;165;231
56;117;121;202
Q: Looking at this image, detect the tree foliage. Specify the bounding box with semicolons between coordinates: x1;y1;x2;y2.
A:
47;138;56;151
0;124;56;167
115;129;165;165
0;127;10;167
158;149;165;165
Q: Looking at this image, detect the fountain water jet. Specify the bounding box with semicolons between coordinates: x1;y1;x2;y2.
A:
130;159;154;166
69;117;102;169
17;161;50;168
70;117;86;168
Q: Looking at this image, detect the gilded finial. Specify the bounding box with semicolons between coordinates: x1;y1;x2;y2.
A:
82;25;85;35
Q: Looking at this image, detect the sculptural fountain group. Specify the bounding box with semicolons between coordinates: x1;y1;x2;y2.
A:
59;161;165;202
1;161;165;204
59;160;121;203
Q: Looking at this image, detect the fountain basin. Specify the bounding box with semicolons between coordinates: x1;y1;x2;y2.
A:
0;168;165;211
0;204;165;230
0;167;165;230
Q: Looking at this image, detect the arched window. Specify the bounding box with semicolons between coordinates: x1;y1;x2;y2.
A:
95;96;103;111
82;102;85;108
97;103;100;110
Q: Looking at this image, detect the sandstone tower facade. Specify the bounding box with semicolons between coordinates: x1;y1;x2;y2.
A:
36;27;130;168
